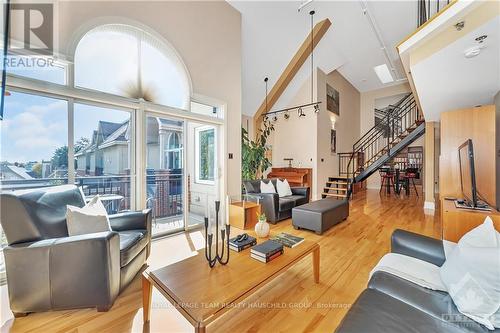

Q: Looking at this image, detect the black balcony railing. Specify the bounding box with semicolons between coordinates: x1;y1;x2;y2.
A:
0;171;183;220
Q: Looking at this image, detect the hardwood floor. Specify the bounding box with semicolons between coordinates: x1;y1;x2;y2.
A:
0;190;440;333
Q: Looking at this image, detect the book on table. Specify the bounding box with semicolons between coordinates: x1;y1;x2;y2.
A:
270;232;304;248
250;240;284;263
229;235;257;252
250;249;284;263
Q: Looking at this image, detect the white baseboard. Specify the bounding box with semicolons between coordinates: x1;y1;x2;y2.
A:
424;201;435;210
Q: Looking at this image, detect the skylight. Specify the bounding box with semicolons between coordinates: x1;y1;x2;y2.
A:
374;64;394;84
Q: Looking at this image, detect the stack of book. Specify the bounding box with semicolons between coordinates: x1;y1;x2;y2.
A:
229;235;257;252
270;233;304;248
250;240;284;263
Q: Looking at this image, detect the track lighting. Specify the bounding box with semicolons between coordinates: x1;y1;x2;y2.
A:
258;11;321;124
298;107;306;118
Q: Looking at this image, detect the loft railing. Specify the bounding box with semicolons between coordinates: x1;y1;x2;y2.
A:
418;0;451;27
343;93;422;197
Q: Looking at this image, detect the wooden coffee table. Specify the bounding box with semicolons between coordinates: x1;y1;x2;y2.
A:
142;239;320;332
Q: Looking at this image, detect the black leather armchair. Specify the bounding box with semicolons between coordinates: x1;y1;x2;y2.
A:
243;179;310;223
0;185;152;316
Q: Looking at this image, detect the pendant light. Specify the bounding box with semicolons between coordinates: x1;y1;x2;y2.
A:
263;77;270;123
261;10;321;121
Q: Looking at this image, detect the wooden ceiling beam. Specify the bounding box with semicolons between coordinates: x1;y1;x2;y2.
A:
253;18;332;134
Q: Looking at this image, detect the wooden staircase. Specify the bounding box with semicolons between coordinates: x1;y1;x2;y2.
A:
322;177;349;199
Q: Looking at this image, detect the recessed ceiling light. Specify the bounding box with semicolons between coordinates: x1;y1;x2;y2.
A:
373;64;394;84
454;21;465;31
475;35;487;43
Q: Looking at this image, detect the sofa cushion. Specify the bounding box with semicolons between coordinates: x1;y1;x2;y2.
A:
119;230;148;267
440;217;500;330
289;194;308;206
260;180;277;194
66;196;111;236
243;180;261;193
279;197;296;212
364;271;496;333
276;179;293;197
335;288;467;333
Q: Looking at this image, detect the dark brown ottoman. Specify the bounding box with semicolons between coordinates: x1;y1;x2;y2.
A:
292;198;349;235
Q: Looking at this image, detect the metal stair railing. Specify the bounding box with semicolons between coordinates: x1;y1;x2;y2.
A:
344;93;422;198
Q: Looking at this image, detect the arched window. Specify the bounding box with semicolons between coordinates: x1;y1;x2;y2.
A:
74;24;190;109
167;132;181;150
165;132;182;170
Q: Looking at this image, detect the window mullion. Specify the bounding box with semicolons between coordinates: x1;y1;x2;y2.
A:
67;98;75;185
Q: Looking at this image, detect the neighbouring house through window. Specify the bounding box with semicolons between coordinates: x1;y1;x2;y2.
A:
195;126;215;184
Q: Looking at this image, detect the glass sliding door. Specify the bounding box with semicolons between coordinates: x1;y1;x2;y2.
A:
145;115;185;236
187;121;220;229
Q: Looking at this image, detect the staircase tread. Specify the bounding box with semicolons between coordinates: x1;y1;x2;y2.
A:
322;192;347;198
324;187;347;192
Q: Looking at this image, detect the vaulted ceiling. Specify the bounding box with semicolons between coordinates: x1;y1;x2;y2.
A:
229;1;420;116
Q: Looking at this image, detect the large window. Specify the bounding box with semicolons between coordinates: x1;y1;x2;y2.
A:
5;54;67;85
74;24;190;109
0;92;68;283
74;103;133;213
191;101;223;119
0;92;68;191
195;126;215;184
1;21;226;285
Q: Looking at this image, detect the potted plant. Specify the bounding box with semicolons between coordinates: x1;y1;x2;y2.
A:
255;212;270;238
241;120;274;181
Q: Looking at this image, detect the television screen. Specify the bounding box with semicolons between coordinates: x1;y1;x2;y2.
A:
458;139;477;207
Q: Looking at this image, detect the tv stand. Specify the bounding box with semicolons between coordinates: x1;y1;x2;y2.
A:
443;199;500;242
454;199;492;211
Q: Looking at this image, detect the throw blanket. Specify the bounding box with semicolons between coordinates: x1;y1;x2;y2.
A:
370;253;447;291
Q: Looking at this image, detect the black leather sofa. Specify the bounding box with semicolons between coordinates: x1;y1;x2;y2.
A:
0;185;152;316
243;178;310;223
336;229;500;333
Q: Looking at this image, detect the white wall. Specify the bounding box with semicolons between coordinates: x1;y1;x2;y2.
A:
270;77;317;171
53;1;242;197
316;69;361;199
268;69;361;199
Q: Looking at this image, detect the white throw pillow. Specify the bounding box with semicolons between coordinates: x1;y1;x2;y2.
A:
260;180;276;194
276;178;293;197
66;195;111;236
439;217;500;330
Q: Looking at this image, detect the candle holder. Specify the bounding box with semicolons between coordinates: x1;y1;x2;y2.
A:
204;200;230;268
